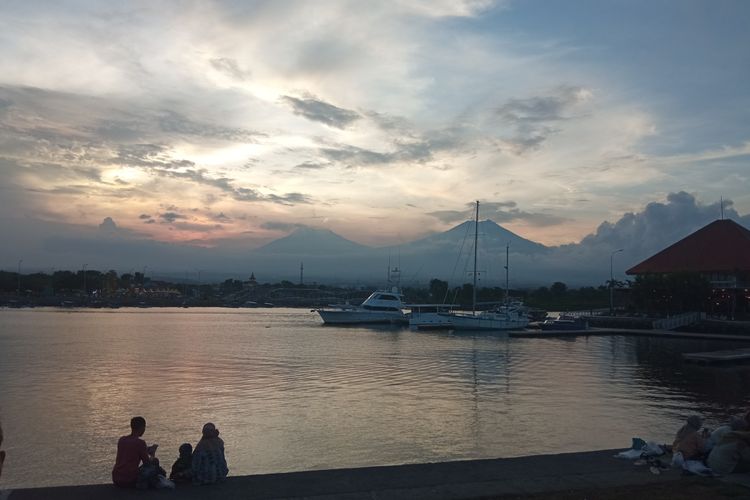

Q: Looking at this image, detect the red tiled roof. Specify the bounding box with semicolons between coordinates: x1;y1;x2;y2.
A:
626;219;750;274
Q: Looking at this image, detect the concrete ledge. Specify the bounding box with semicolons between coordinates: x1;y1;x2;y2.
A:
5;449;682;500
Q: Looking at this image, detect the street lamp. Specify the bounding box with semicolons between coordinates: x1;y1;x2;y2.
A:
82;263;88;300
610;249;623;315
17;259;22;297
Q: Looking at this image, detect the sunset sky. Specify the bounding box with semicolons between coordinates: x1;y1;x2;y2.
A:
1;0;749;268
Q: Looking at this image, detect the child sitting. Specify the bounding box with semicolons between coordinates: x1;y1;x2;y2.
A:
169;443;193;483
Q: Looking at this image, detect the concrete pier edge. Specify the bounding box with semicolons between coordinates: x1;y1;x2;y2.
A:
4;449;690;500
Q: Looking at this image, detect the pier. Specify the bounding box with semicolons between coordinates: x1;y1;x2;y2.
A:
510;327;750;342
5;449;687;500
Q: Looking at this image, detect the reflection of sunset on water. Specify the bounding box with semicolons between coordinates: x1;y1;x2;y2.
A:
1;308;748;489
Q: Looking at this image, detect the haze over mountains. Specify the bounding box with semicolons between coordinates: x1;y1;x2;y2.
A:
3;192;749;287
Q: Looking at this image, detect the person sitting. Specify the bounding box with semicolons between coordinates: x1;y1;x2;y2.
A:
707;430;750;475
192;422;228;485
0;421;5;481
112;416;160;488
672;415;707;460
169;443;193;483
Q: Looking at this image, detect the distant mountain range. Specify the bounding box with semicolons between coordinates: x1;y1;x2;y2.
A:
248;219;551;286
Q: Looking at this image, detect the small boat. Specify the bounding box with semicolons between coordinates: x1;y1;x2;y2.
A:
408;303;461;330
316;288;407;325
540;314;589;331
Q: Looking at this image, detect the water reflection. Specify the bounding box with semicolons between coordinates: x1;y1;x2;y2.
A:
1;308;749;489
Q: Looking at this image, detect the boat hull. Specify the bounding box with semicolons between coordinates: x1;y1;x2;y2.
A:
444;313;528;331
317;309;407;325
409;312;456;330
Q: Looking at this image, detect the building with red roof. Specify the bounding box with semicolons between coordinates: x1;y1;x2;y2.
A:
626;219;750;318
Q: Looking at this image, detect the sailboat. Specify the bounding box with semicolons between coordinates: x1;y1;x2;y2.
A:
438;201;530;331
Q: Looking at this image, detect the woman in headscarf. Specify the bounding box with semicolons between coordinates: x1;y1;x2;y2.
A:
191;422;228;485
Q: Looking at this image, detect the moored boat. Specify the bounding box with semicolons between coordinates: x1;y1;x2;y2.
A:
438;201;530;331
316;288;407;325
540;314;589;331
408;303;461;329
447;300;529;331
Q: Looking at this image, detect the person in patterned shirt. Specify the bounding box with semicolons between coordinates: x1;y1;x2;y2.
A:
191;422;228;485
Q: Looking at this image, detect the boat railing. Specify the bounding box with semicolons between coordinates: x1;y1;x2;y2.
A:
652;311;704;330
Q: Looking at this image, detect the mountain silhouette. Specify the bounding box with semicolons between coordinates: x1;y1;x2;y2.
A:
395;219;547;255
254;226;371;256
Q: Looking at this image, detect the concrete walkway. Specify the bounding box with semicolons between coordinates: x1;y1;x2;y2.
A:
5;449;683;500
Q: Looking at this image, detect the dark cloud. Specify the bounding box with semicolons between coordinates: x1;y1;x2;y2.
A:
320;144;390;165
294;161;329;170
495;85;591;154
139;214;152;219
151;167;313;206
313;121;468;169
261;221;307;231
157;111;262;142
172;222;223;232
209;57;251;80
497;86;588;124
281;95;360;129
113;143;195;170
160;212;187;223
364;110;412;132
266;192;313;205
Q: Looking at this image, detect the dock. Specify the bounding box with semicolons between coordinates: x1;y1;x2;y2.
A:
683;347;750;364
5;449;684;500
510;327;750;342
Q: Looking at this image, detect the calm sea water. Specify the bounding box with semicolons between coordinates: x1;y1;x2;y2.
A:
1;307;750;489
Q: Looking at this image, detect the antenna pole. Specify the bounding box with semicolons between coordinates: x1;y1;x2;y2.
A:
720;197;725;220
473;200;479;315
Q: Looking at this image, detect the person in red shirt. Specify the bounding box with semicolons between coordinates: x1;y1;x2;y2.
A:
112;416;157;488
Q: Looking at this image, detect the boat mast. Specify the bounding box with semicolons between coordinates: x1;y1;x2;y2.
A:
504;244;509;304
473;200;479;315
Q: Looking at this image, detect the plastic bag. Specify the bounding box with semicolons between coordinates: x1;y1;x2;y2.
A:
615;448;643;459
671;451;685;468
683;460;713;476
157;475;176;489
641;441;665;457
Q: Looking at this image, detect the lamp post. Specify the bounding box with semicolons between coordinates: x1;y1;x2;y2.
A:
82;263;88;300
17;259;22;297
610;249;623;315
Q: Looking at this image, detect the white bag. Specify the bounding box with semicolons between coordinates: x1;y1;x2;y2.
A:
156;475;176;489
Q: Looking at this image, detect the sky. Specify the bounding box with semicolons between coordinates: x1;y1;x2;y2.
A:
1;0;750;274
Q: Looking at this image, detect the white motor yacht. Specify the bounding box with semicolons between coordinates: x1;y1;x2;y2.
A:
316;288;408;325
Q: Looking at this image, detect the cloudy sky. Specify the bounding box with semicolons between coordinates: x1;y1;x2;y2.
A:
1;0;749;272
